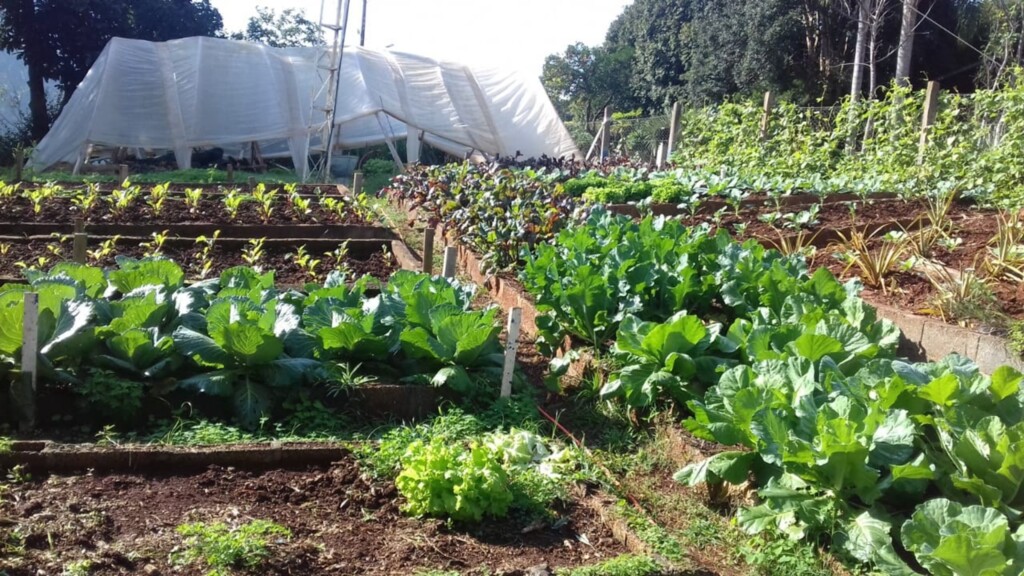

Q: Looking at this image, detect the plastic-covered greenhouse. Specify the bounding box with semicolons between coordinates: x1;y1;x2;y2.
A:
28;36;580;177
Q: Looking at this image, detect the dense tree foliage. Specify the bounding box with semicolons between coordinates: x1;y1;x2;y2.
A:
543;0;1015;119
231;6;324;48
680;0;807;105
0;0;223;138
541;43;635;124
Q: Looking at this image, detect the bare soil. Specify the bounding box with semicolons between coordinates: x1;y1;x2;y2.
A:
0;455;628;575
679;196;967;240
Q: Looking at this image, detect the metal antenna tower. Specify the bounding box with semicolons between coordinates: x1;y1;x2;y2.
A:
307;0;352;182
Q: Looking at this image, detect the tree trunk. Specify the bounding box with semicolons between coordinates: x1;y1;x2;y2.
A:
850;1;868;102
895;0;919;87
867;0;888;98
26;56;48;140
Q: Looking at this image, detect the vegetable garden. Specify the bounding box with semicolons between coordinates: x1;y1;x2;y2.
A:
5;79;1024;576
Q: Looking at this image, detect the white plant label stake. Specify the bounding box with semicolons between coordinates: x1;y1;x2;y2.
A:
442;246;458;279
501;307;522;398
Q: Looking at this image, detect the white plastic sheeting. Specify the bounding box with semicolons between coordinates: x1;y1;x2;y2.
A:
28;36;579;175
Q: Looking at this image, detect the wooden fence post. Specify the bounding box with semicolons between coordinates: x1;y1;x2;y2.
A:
352;170;364;196
226;163;235;183
247;176;257;190
13;292;39;430
117;164;129;184
918;81;941;165
655;142;666;169
442;246;457;279
500;307;523;398
759;91;776;141
73;218;87;264
667;101;681;158
600;107;611;161
422;228;435;275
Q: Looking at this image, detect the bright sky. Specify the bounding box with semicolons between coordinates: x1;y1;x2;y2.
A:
211;0;631;77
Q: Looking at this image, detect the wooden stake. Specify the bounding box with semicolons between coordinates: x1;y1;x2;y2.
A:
759;91;776;141
247;176;257;190
600;107;611;161
14;148;23;181
656;142;666;169
14;292;38;430
352;170;364;196
918;81;941;165
226;163;235;183
585;123;604;162
422;228;435;275
442;246;457;279
73;218;87;264
500;307;522;398
667;101;681;158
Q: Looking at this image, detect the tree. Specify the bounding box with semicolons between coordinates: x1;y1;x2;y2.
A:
232;6;324;48
979;1;1024;87
605;0;697;110
851;0;870;101
0;0;224;139
546;0;994;116
681;0;807;104
865;0;897;97
541;42;635;124
895;0;921;86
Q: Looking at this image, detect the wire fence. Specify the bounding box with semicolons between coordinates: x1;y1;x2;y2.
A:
562;83;1021;166
564;115;671;161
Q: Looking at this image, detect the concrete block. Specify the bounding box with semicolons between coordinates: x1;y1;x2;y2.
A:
919;319;978;359
975;334;1024;374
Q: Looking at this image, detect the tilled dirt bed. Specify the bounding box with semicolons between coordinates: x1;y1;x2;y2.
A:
677;195;957;240
0;193;368;226
805;209;1024;322
0;241;397;286
0;456;627;575
679;197;1024;323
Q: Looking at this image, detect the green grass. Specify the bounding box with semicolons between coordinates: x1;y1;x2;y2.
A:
371;196;444;274
614;501;687;563
363;169;396;195
171;519;291;574
597;423;849;576
558;554;662;576
740;535;840;576
60;559;94;576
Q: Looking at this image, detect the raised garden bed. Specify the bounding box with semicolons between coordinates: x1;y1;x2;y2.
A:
3;222;396;240
0;237;399;286
1;194;372;226
606;190;900;218
7;182;340;196
0;453;629;575
408;198;1024;380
